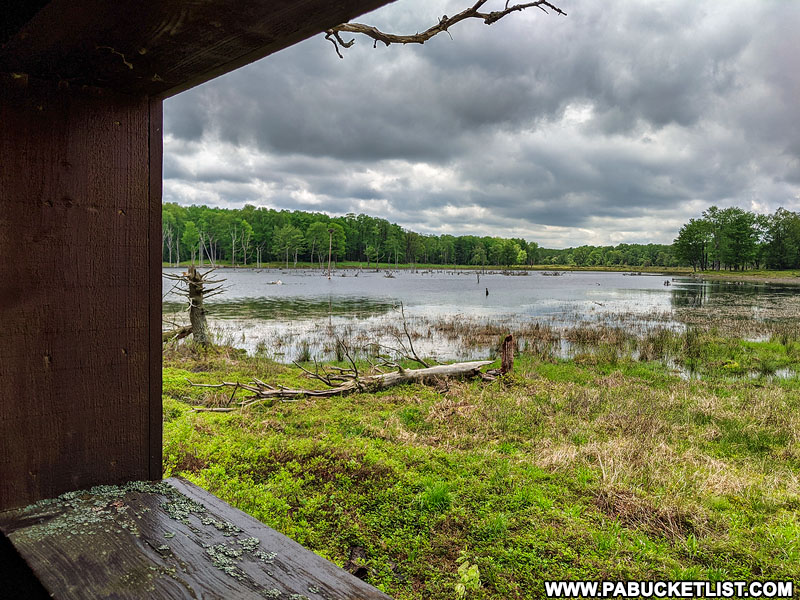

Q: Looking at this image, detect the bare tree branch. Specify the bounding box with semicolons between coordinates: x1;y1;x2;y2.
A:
325;0;566;57
396;302;431;368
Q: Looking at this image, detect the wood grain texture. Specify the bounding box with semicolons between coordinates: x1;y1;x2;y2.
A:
0;477;393;599
148;98;163;481
0;75;157;510
0;0;396;98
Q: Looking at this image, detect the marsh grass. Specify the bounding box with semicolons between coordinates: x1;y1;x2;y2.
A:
163;332;800;598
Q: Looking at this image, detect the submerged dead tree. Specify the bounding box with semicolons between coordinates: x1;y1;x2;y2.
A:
325;0;566;58
163;266;225;347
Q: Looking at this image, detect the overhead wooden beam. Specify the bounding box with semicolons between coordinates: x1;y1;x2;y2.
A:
0;0;396;98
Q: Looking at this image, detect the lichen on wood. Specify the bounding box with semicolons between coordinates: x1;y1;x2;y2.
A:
1;477;390;598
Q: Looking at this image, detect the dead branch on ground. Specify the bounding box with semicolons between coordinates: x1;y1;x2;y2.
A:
188;359;495;412
325;0;566;58
188;332;518;411
162;324;193;343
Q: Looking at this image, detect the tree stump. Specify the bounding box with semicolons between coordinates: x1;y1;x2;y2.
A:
500;334;514;375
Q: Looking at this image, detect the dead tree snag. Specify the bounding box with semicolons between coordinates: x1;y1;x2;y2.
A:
325;1;566;58
163;266;226;347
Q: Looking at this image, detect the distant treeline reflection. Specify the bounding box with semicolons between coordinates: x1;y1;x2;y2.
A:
670;280;797;308
163;296;397;320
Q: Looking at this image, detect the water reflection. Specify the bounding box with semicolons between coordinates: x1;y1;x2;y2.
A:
670;278;797;308
162;269;799;362
164;296;396;320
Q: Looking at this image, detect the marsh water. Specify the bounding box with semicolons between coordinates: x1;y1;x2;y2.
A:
163;268;798;363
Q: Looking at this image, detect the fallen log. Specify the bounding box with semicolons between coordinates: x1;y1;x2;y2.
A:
162;325;193;343
189;360;494;412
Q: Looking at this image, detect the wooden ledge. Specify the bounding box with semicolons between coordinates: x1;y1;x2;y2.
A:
0;477;392;599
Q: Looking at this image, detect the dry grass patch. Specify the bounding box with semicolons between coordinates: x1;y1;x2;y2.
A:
426;397;478;425
595;371;627;388
594;487;708;541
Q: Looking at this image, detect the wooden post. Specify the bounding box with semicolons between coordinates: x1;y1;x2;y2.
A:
500;334;514;375
0;77;161;510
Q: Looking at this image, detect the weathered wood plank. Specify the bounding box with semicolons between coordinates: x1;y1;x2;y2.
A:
0;477;393;599
0;0;396;98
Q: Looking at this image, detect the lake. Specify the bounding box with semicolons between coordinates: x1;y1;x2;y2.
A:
163;268;798;362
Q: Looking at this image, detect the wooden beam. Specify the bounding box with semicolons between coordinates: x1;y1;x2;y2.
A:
0;0;396;98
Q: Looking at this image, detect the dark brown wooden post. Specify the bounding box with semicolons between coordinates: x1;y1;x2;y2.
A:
500;334;514;375
1;0;397;513
0;75;163;510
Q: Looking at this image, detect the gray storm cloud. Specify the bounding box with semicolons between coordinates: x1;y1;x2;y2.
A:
163;0;800;247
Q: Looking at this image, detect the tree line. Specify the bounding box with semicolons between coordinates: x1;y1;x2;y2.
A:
162;203;547;268
673;206;800;271
162;203;799;271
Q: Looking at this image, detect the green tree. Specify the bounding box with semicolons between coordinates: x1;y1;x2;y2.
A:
588;247;605;266
239;219;254;266
719;208;757;270
328;223;347;263
385;233;404;269
572;246;591;267
763;208;800;270
273;224;304;269
499;240;521;267
365;244;379;267
674;218;711;271
485;240;501;266
181;221;200;264
470;245;487;268
526;241;539;265
440;235;456;266
406;232;423;265
306;221;330;268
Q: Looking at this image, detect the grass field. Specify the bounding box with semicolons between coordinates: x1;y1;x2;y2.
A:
162;326;800;599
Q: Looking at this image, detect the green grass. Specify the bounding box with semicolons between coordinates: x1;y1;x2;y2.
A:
163;343;800;599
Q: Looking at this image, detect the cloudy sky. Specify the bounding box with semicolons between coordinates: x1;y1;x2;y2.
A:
163;0;800;248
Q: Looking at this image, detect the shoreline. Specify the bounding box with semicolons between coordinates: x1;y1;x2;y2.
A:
162;263;800;285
